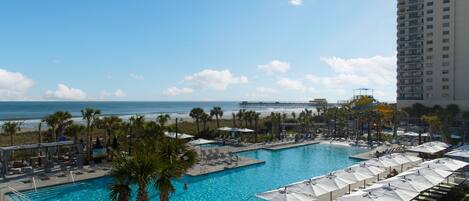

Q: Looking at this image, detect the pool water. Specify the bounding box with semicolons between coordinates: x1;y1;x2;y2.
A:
10;144;364;201
197;143;224;148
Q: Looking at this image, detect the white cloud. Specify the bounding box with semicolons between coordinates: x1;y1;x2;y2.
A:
99;90;112;99
0;68;34;100
184;69;248;90
162;87;194;96
256;87;277;94
45;84;87;100
289;0;303;6
276;77;307;92
305;73;370;89
129;73;144;80
114;89;126;98
258;60;290;74
319;55;396;86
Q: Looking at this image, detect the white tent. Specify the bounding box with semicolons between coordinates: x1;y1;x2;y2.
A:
407;141;450;155
350;163;386;179
188;138;215;145
419;158;468;172
445;145;469;161
164;132;194;139
256;187;316;201
401;132;428;137
336;168;375;192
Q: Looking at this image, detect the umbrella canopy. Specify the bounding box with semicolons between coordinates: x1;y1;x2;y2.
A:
367;157;400;168
406;166;453;182
338;183;419;201
419;158;468;172
217;127;234;131
237;128;254;133
445;145;469;159
257;187;316;201
350;163;386;177
407;141;450;155
389;153;421;163
313;173;355;192
164;132;194;139
282;179;330;197
336;168;375;183
188;138;216;145
401;132;428;137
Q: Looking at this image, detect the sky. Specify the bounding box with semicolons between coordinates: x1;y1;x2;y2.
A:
0;0;397;102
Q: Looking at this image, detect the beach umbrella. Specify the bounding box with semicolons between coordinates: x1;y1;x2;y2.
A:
313;173;355;201
336;168;374;193
367;157;400;173
407;141;450;155
256;187;316;201
384;154;421;172
164;131;194;139
445;145;469;161
338;183;419;201
188;138;215;145
406;166;453;184
350;163;386;181
237;128;254;133
419;158;468;172
282;178;330;198
217;127;233;131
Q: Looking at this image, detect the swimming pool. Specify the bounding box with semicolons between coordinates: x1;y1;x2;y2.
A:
197;143;224;148
9;144;365;201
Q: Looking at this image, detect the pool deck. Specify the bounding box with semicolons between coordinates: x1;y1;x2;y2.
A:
186;156;265;176
264;141;320;151
0;140;322;200
349;144;401;160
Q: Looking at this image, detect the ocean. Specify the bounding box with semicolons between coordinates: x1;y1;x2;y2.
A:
0;101;315;129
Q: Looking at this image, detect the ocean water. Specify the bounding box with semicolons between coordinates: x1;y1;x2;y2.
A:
0;101;315;128
8;144;365;201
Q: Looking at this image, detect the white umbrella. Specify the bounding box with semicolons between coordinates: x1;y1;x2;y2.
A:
282;179;330;198
406;166;453;183
217;127;234;131
367;157;400;172
237;128;254;133
445;145;469;160
419;158;468;172
338;183;419;201
396;171;444;192
336;168;375;192
314;173;355;201
384;153;422;172
164;132;194;139
407;141;450;155
188;138;215;145
257;187;316;201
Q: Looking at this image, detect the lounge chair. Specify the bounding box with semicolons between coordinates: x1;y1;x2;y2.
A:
38;174;50;181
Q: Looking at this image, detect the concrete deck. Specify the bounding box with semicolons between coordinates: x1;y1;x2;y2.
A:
264;141;320;151
349;144;401;160
186;156;265;176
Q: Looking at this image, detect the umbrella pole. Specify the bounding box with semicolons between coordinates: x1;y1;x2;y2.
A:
330;192;332;201
349;184;351;194
363;180;366;188
401;164;403;172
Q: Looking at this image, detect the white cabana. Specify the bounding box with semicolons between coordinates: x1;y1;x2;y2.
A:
164;132;194;139
445;145;469;161
256;187;316;201
188;138;215;145
407;141;450;155
401;132;428;137
419;157;468;172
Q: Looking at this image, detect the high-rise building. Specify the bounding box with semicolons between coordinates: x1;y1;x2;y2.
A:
396;0;469;110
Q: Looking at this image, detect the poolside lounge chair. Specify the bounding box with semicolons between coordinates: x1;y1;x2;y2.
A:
38;173;50;181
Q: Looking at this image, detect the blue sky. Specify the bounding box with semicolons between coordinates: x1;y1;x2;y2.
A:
0;0;397;102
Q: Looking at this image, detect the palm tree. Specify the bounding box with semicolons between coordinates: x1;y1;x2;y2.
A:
157;114;171;128
210;107;223;129
236;109;246;127
64;124;85;143
254;112;260;142
462;111;469;143
189;108;204;134
422;115;443;141
200;112;211;131
291;112;297;121
99;116;123;144
81;108;101;158
45;111;73;141
154;138;197;201
232;113;236;127
2;121;22;146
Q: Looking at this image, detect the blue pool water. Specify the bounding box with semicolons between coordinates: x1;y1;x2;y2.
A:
11;144;364;201
197;143;224;148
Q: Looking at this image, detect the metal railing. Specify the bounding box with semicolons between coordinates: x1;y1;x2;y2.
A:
31;177;37;192
69;171;75;183
7;186;31;201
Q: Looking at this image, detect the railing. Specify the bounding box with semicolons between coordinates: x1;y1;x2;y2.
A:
69;171;75;183
7;186;31;201
31;177;37;192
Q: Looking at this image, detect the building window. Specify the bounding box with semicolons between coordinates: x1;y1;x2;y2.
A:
443;38;450;43
426;55;433;59
443;15;450;20
426;25;433;29
427;48;433;52
442;62;450;66
443;31;450;35
426;86;433;90
443;7;450;12
442;85;449;90
427;2;433;6
443;46;450;51
443;54;449;58
426;40;433;44
444;0;450;3
427;10;434;14
427;17;433;22
426;63;433;67
443;22;450;27
426;78;433;82
442;70;449;74
426;71;433;75
442;78;449;82
442;93;449;97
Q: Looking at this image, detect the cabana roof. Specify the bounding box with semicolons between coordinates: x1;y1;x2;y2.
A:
0;141;74;152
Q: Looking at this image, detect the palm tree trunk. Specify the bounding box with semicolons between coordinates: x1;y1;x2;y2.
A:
159;191;169;201
195;119;200;133
136;183;149;201
10;133;13;146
